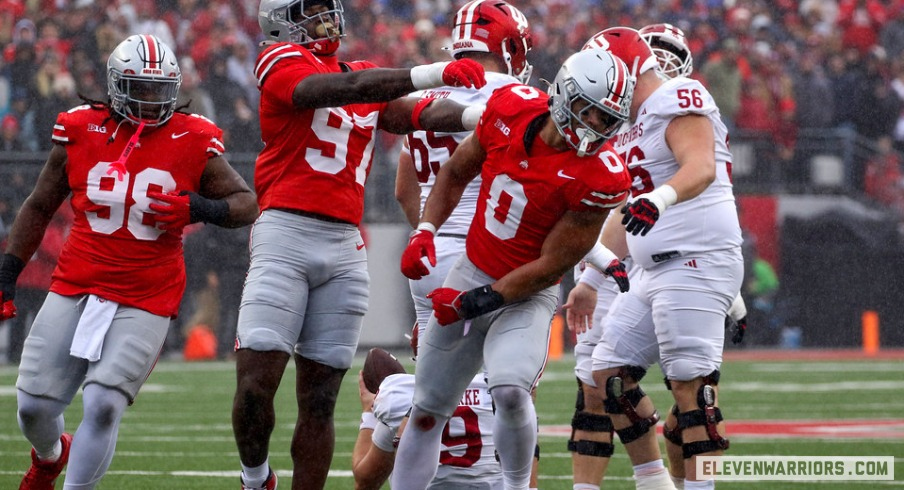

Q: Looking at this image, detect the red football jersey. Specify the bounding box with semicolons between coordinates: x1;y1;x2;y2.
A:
467;84;631;280
49;106;224;317
253;43;389;225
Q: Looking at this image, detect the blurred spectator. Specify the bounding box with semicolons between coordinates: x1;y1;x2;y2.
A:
864;135;904;218
837;0;887;55
880;4;904;59
176;56;215;121
701;38;743;134
202;52;259;153
0;113;22;151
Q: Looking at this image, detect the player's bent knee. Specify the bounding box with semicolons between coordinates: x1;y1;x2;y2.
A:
603;375;659;444
675;384;729;459
568;411;615;458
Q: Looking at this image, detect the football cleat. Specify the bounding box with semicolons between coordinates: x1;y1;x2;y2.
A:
19;432;73;490
241;468;277;490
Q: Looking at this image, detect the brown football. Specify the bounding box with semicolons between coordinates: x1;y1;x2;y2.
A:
362;348;406;393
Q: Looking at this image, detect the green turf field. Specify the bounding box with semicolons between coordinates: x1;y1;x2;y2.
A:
1;354;902;488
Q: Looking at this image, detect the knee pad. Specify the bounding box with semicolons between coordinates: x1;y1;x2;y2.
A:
677;384;729;459
603;376;660;444
568;411;614;458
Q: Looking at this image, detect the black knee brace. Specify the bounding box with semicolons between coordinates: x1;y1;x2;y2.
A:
604;376;660;444
662;404;683;446
568;411;615;457
677;384;729;459
664;369;721;391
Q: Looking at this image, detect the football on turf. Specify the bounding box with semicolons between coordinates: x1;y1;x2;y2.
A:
362;348;406;393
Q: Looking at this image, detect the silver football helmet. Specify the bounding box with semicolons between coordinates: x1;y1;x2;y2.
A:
107;34;182;126
258;0;345;55
548;48;634;156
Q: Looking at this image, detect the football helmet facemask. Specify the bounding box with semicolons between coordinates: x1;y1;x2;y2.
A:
107;34;182;127
259;0;345;55
450;0;533;83
548;48;634;157
583;26;659;78
640;23;693;78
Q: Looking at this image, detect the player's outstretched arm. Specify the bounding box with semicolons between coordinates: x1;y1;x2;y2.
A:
380;98;483;135
420;134;485;230
292;59;486;110
4;144;70;263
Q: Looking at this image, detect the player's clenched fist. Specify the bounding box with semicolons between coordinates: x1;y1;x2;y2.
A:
400;224;437;280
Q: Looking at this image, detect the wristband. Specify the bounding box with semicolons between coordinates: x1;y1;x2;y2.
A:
459;285;505;320
411;98;434;131
360;411;377;431
415;222;437;235
410;62;449;90
646;184;678;211
188;193;230;226
0;253;26;282
577;266;606;291
583;242;618;271
461;104;484;131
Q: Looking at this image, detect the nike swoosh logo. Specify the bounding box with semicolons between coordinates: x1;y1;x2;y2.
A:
557;169;575;180
356;242;365;250
171;131;189;139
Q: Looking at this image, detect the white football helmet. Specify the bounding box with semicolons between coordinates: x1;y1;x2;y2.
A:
259;0;344;55
548;48;634;157
640;23;693;78
107;34;182;126
450;0;533;83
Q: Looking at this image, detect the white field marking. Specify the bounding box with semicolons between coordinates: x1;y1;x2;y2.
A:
750;362;904;372
731;380;904;392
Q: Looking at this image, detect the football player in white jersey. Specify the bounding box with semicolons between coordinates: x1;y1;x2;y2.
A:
394;2;541;487
353;333;503;489
570;27;744;490
566;24;746;490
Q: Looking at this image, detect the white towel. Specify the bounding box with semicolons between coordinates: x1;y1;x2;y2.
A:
70;295;118;361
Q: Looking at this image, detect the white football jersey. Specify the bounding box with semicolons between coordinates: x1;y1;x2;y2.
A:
611;77;742;269
372;373;501;487
408;72;520;236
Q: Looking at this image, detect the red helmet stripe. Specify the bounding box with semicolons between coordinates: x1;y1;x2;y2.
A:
142;34;159;70
611;54;626;101
456;0;481;42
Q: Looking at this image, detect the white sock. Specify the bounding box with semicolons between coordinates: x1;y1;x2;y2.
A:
633;459;666;475
36;440;62;462
684;479;714;489
241;460;270;487
671;474;685;489
574;485;600;490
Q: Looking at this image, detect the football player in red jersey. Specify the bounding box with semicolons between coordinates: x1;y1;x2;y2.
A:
391;48;634;490
232;1;488;489
0;34;257;490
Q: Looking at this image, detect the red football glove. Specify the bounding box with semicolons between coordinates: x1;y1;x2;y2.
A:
400;228;437;280
603;259;630;293
0;297;16;321
0;253;24;321
148;191;192;231
426;287;464;326
442;58;486;89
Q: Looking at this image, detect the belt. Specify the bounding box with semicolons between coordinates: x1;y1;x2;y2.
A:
437;233;467;239
272;208;355;226
651;250;682;263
